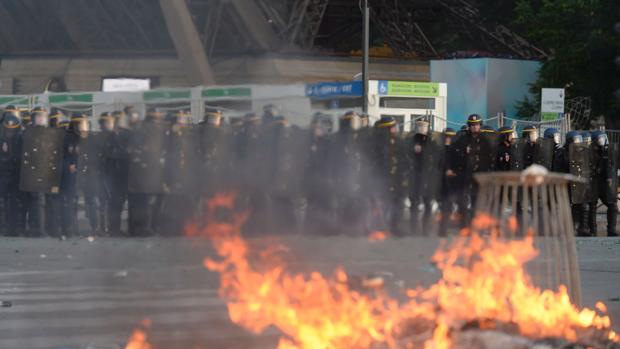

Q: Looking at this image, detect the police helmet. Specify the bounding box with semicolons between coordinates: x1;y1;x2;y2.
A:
497;126;512;137
31;107;48;126
145;108;163;121
229;116;244;128
58;120;70;130
243;112;261;124
443;127;456;137
543;128;559;139
204;107;222;125
481;125;496;134
591;130;608;147
581;131;591;143
3;113;21;129
262;104;280;121
565;130;583;145
374;115;397;129
21;111;31;124
2;105;19;120
467;114;483;125
521;125;536;135
273;115;289;126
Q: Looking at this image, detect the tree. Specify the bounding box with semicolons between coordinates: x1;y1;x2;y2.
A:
514;0;620;128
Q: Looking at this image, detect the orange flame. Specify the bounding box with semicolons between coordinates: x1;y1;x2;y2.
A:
197;194;617;349
124;329;151;349
124;318;152;349
368;231;389;242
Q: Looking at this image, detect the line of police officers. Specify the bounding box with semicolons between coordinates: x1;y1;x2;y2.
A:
0;105;616;237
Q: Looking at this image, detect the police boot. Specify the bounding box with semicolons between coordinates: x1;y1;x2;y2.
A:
607;202;618;237
587;202;598;236
574;204;591;237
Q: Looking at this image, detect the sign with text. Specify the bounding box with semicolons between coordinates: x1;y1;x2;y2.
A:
378;81;440;97
541;88;565;121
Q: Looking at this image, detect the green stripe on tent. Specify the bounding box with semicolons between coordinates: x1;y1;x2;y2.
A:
49;94;93;104
143;90;191;101
202;87;251;98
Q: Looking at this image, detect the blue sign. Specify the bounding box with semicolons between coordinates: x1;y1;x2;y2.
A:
305;81;363;99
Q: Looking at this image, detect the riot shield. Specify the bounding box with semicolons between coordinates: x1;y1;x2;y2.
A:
510;138;525;171
166;127;200;194
19;127;65;193
568;143;591;204
534;138;555;170
127;122;167;194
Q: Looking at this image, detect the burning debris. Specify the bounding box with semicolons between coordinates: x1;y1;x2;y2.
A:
193;194;618;349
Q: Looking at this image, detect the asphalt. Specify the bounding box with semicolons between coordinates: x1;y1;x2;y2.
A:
0;235;618;349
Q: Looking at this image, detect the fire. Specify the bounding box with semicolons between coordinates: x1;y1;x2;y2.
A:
124;329;151;349
124;318;152;349
196;194;617;349
368;230;389;241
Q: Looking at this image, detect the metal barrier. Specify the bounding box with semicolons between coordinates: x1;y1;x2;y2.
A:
605;130;620;145
503;115;569;139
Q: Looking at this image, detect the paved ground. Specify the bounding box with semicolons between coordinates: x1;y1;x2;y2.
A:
0;235;618;349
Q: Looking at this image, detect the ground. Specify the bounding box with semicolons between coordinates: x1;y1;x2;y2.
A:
0;235;618;349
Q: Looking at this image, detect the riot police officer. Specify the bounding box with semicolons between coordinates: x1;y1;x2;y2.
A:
127;109;167;236
438;128;457;236
582;131;592;146
370;116;406;235
60;113;94;236
262;104;279;126
521;125;539;169
49;108;65;129
95;112;116;234
0;114;23;236
200;108;230;198
303;113;334;235
19;107;65;237
20;111;31;129
1;105;19;124
330;111;369;235
407;119;441;234
587;131;618;236
495;126;515;171
100;111;132;236
553;131;590;236
447;114;494;226
266;115;305;234
542;128;562;170
162;110;199;235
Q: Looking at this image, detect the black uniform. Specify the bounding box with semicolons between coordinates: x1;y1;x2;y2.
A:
553;143;590;236
406;133;441;234
438;138;457;236
102;128;130;236
0;128;23;235
302;127;333;235
587;143;618;236
19;125;65;237
369;127;406;235
59;132;81;235
448;130;493;225
161;124;200;235
126;117;167;236
495;140;512;171
329;125;369;235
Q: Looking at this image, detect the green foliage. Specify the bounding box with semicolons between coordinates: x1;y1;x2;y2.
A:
513;0;620;125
